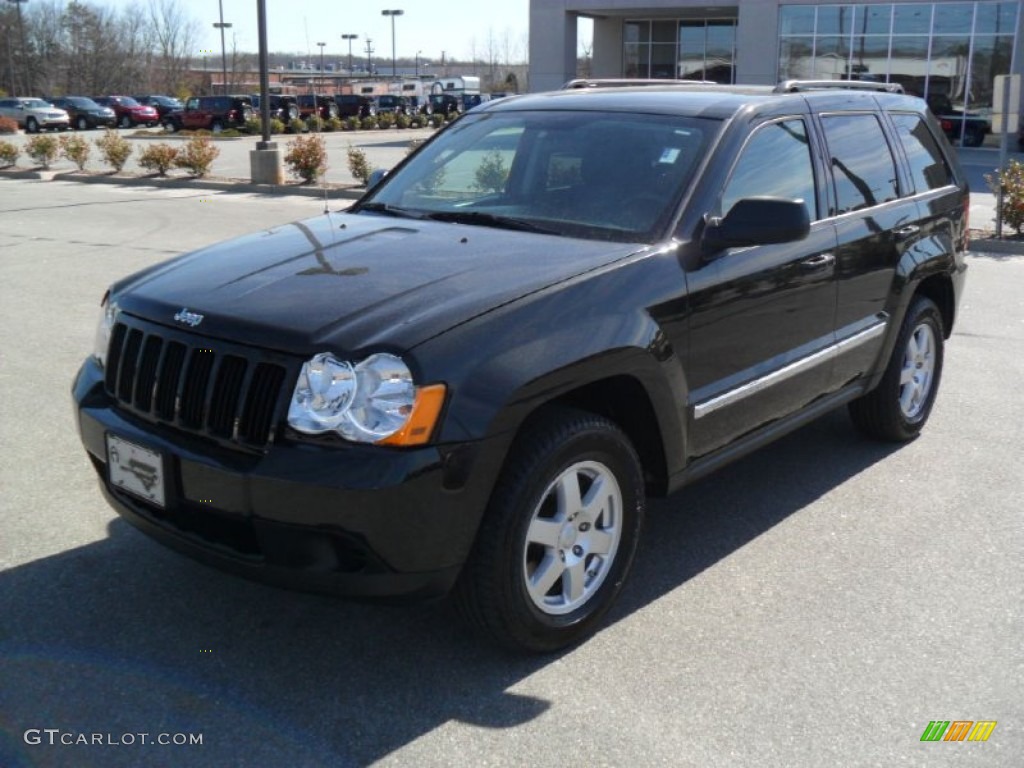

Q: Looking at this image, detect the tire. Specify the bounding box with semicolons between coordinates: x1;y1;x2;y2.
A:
119;115;132;129
287;106;299;121
849;296;944;442
163;120;178;133
453;407;644;653
25;117;38;134
211;120;223;134
76;116;89;131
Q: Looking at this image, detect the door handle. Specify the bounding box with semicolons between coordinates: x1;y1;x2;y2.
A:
894;225;920;240
800;253;835;270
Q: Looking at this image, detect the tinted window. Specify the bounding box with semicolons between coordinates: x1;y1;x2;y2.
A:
890;113;953;192
821;114;899;215
721;119;817;220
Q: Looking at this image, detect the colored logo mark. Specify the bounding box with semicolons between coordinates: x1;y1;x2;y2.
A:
920;720;997;742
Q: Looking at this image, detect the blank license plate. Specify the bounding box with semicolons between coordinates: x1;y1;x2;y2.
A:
106;434;165;508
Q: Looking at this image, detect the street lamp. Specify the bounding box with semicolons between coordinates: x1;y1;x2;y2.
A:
381;9;404;78
213;0;232;95
342;33;358;73
415;50;422;77
364;38;374;74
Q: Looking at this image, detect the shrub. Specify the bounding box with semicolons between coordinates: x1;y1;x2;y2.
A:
244;116;262;134
58;133;91;171
174;135;219;177
344;116;361;132
304;115;322;133
473;149;509;193
269;118;286;135
0;139;19;166
429;115;445;129
137;143;179;176
25;134;60;168
377;112;395;130
346;144;371;186
0;116;18;134
219;128;241;137
284;133;327;183
287;117;306;134
320;116;336;133
986;158;1024;235
395;113;411;129
408;115;425;129
95;129;132;172
327;116;345;133
361;115;378;131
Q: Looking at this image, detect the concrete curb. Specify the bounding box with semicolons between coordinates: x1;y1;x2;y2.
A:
968;237;1024;256
0;167;365;199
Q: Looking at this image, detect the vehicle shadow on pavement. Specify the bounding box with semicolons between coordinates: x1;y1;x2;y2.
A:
0;410;899;767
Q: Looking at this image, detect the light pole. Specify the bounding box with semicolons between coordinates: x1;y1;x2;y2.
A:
317;42;326;91
415;50;422;77
381;9;404;78
213;0;232;95
365;38;374;74
342;33;358;73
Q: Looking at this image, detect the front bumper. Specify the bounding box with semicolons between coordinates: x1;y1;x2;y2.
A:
73;358;501;600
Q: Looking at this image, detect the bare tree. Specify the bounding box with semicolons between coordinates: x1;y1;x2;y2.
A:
148;0;198;96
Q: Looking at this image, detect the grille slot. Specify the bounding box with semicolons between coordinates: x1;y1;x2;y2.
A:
104;319;288;450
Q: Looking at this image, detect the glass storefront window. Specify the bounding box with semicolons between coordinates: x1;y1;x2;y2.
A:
933;3;976;34
816;5;856;36
814;35;852;79
974;2;1020;34
779;38;815;80
780;6;816;35
859;4;894;34
892;4;933;34
888;35;930;95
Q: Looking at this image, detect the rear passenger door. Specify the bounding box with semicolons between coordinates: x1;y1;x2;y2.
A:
685;116;839;457
818;111;921;390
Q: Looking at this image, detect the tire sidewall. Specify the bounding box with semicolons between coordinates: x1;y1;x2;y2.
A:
491;420;644;650
889;299;945;434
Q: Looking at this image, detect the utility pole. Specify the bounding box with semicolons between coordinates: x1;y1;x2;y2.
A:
213;0;232;95
365;38;374;74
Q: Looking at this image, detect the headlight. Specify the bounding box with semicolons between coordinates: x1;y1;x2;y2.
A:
93;293;118;368
288;352;445;445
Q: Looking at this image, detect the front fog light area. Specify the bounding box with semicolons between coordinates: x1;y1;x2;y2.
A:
288;352;416;442
93;294;118;369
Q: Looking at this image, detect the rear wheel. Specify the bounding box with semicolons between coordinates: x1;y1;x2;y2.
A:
211;120;223;134
849;296;944;442
76;116;89;130
25;117;38;133
453;407;644;652
119;115;132;129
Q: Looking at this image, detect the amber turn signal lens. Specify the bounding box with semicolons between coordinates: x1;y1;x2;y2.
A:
377;384;447;446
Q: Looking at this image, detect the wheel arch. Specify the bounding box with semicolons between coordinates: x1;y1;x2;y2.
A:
914;272;956;338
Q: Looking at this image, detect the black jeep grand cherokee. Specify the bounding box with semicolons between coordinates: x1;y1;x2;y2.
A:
74;82;967;652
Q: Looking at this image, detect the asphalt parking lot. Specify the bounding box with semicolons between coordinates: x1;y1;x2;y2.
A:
0;180;1021;767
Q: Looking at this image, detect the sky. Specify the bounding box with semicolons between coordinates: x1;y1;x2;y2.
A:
105;0;537;64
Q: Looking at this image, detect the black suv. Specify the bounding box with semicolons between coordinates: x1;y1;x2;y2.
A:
374;94;411;115
296;94;339;121
133;95;184;120
334;94;376;118
249;93;300;123
74;82;967;652
48;96;117;130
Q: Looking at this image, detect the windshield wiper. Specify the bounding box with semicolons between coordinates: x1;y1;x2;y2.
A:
355;202;427;219
424;211;558;234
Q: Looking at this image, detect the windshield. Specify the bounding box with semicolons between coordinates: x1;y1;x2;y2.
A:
69;97;99;108
359;110;717;243
22;99;52;109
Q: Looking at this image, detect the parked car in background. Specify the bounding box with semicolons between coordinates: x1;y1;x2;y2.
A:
427;93;460;116
92;96;159;128
47;96;116;130
249;94;300;123
163;95;254;132
334;94;376;119
374;94;411;116
133;95;184;120
296;94;339;121
0;97;70;132
926;94;988;148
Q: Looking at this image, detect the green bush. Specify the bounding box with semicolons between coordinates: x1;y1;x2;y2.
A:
0;116;18;134
395;113;411;129
344;116;361;132
408;114;425;129
987;158;1024;235
173;135;220;177
346;144;371;186
0;139;19;166
377;112;395;130
138;142;179;176
360;115;378;131
473;149;508;193
269;117;286;135
287;117;306;134
58;133;91;170
326;116;344;133
95;129;132;171
244;117;262;134
284;133;327;183
25;134;60;168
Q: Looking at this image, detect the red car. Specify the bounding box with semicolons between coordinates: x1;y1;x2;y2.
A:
92;96;159;128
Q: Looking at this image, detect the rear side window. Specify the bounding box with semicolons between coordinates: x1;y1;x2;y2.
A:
821;114;899;215
721;118;818;221
890;113;954;192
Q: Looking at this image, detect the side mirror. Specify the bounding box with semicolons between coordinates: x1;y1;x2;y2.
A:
702;197;810;255
367;168;388;190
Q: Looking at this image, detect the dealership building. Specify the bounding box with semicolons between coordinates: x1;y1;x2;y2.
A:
529;1;1022;142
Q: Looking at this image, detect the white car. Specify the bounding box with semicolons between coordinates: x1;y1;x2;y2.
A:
0;97;70;133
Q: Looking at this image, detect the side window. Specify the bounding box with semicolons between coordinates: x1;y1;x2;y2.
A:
890;113;954;193
821;114;899;215
186;98;199;110
721;119;817;221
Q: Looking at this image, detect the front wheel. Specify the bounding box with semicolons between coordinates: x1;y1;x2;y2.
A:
849;296;944;442
25;117;38;133
76;116;89;130
453;407;644;652
119;115;132;129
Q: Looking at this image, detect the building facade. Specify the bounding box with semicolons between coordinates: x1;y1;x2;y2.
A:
530;1;1022;144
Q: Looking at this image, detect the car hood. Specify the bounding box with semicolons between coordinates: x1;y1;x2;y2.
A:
113;211;646;354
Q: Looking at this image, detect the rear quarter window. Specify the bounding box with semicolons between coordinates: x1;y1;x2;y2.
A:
890;113;954;192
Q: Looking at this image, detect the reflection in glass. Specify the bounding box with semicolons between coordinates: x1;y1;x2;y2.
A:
929;35;972;105
814;36;851;79
779;5;816;35
779;38;815;80
850;36;891;81
861;4;894;35
974;2;1021;35
892;3;932;35
680;23;705;79
816;5;855;36
721;120;817;220
969;35;1013;110
705;22;736;83
651;44;677;79
888;36;929;96
933;3;976;35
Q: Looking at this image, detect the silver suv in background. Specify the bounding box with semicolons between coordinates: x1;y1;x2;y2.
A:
0;98;70;133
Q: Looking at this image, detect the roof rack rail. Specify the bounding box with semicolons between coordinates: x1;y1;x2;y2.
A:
774;79;905;94
561;78;714;90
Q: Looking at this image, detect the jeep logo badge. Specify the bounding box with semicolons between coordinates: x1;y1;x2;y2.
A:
174;308;204;327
